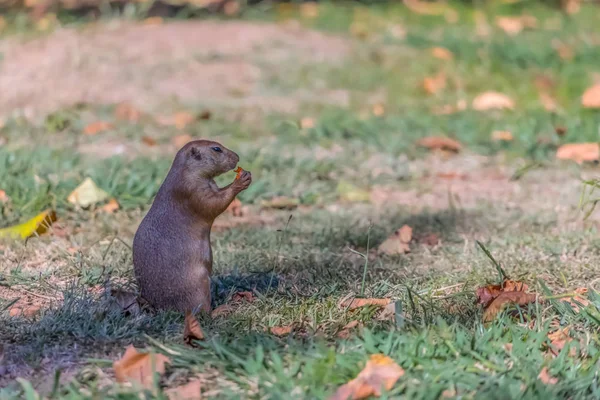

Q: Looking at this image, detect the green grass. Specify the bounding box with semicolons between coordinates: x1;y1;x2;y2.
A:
2;1;600;398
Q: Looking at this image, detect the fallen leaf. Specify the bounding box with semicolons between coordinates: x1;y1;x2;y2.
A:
495;17;523;35
491;130;513;142
115;103;142;122
378;225;413;255
555;126;567;137
548;326;570;343
377;302;396;321
0;190;9;203
582;84;600;109
184;311;205;346
143;16;163;25
300;1;318;18
329;354;404;400
173;134;193;149
476;280;528;307
110;289;140;316
539;92;559;112
0;209;57;240
226;198;243;217
83;121;114;136
232;291;254;303
67;178;110;208
340;297;391;310
337;320;360;339
113;345;171;389
142;136;157;146
372;104;385;116
9;305;41;318
472;92;515;111
211;304;235;318
174;112;196;130
166;377;202;400
261;196;299;210
538;367;558;385
556;143;599;164
337;181;371;203
559;288;590;312
300;117;315;129
224;1;240;16
417;136;461;152
422;73;446;95
101;199;120;213
270;325;293;336
483;291;538;322
431;47;453;60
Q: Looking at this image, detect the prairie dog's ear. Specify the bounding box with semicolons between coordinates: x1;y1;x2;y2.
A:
190;146;202;160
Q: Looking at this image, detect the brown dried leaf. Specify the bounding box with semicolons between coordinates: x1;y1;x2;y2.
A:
496;16;523;35
422;73;446;95
472;92;515;111
491;130;513;142
476;280;528;307
417;136;462;152
9;305;41;318
483;291;538;322
83;121;114;136
538;367;558;385
142;136;157;146
270;325;293;336
378;225;412;255
300;117;315;129
377;302;396;321
166;377;202;400
115;103;142;122
559;288;590;312
582;84;600;109
431;47;453;60
184;311;205;346
340;297;391;310
143;17;163;25
556;143;599;164
372;104;385;116
113;345;171;389
329;354;404;400
232;291;254;303
211;304;235;318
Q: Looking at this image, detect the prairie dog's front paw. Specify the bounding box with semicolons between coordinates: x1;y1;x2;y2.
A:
232;170;252;193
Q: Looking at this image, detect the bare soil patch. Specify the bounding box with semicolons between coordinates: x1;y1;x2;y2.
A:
0;20;350;118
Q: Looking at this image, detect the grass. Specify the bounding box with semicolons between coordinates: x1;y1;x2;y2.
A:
2;1;600;398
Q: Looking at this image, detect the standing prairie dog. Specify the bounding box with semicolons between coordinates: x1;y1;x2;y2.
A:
133;140;251;313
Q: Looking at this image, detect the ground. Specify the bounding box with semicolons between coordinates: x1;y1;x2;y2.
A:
1;2;600;399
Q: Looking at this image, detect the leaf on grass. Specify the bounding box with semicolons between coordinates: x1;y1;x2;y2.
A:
232;291;254;303
113;345;171;389
184;311;205;346
538;367;558;385
115;103;142;122
9;304;41;318
270;325;293;336
337;181;371;203
143;17;163;25
300;117;315;129
261;196;299;210
482;291;538;322
491;131;513;142
101;199;120;213
495;17;523;35
377;302;397;321
337;320;360;339
211;304;235;318
142;136;157;146
340;297;391;310
83;121;114;136
416;136;461;152
476;280;528;307
472;92;515;111
329;354;404;400
558;288;590;312
0;190;9;203
226;198;243;217
556;143;599;164
582;84;600;109
372;104;385;116
0;209;57;240
67;178;109;208
166;377;202;400
422;73;446;95
378;225;413;255
431;47;453;60
173;134;193;149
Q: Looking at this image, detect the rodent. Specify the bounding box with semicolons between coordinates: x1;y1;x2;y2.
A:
132;140;252;313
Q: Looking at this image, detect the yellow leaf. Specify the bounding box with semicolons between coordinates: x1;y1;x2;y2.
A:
113;345;171;390
67;178;109;208
0;210;57;240
329;354;404;400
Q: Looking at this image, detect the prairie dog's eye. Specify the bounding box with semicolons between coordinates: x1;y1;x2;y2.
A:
211;146;223;153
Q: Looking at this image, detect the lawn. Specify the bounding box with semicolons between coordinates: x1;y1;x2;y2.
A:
2;1;600;398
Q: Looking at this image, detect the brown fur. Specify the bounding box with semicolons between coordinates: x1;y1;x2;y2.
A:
132;140;251;313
